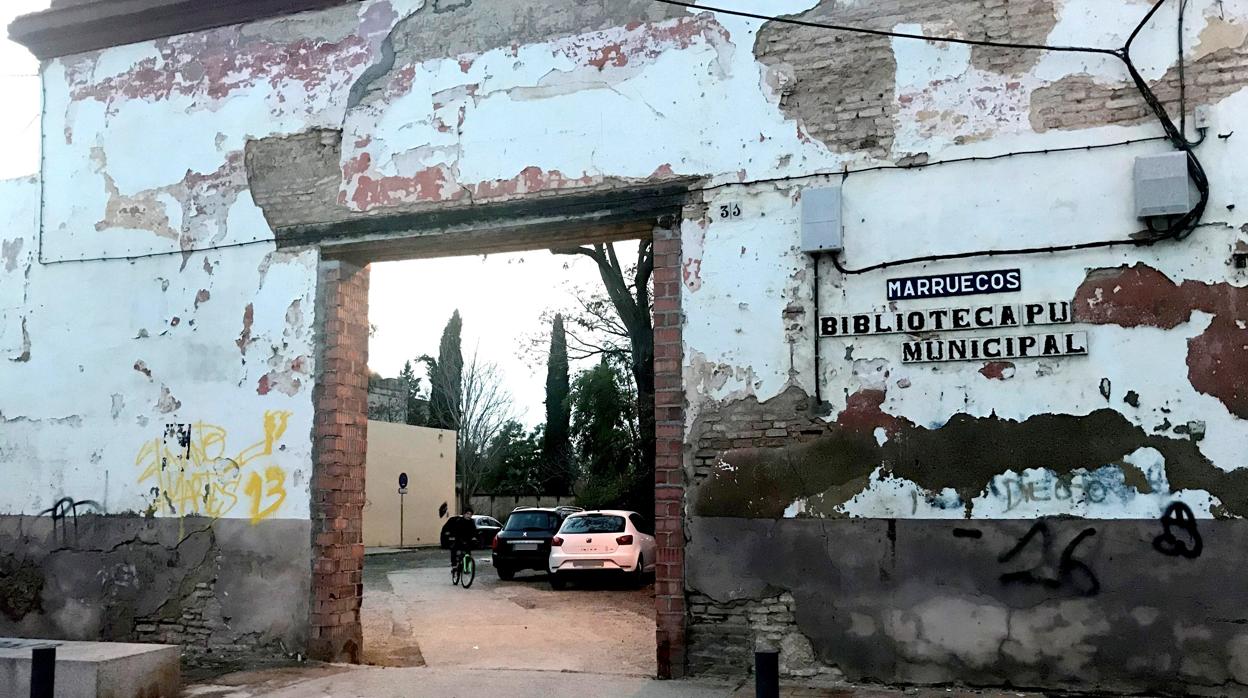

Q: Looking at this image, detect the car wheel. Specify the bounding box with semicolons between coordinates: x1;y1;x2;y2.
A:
496;565;515;581
632;554;646;589
549;573;567;590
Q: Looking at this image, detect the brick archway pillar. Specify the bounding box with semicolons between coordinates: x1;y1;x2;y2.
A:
652;222;687;678
308;259;370;663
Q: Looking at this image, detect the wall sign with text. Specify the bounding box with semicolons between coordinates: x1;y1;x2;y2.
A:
887;268;1021;301
818;300;1089;364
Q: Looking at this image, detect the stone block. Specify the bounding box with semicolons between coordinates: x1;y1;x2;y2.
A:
0;640;179;698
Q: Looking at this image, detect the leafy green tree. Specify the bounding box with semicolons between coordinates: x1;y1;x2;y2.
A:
482;421;545;495
397;359;427;425
425;310;463;431
569;358;645;514
542;314;572;493
551;241;654;514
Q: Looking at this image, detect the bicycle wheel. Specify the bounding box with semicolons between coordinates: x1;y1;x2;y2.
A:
450;553;461;586
460;554;476;589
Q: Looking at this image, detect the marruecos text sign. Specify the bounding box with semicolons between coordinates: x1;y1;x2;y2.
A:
886;269;1020;301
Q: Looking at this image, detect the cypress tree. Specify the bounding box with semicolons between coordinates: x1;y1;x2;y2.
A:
427;310;463;431
542;314;571;492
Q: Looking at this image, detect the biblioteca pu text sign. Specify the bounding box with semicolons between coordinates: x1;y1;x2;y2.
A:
819;301;1088;364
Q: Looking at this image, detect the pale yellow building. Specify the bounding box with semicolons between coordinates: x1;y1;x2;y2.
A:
363;421;456;548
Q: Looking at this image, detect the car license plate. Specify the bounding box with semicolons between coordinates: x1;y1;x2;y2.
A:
513;542;539;550
573;560;603;568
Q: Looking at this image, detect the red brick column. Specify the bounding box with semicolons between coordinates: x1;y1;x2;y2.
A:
308;259;369;663
652;222;687;679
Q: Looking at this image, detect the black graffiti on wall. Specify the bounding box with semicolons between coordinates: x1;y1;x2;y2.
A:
38;497;100;545
1153;502;1203;559
997;520;1100;596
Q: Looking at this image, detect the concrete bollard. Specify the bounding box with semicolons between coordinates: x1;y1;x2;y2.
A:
755;649;779;698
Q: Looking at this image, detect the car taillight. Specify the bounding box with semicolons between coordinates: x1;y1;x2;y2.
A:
616;535;633;545
491;535;499;551
551;536;563;547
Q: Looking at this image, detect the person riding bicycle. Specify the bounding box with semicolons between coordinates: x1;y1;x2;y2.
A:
446;507;478;569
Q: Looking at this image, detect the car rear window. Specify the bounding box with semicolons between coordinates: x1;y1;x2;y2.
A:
560;515;625;534
504;511;558;531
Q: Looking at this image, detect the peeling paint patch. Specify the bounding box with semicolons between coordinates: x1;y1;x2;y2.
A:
133;360;152;379
62;20;380;106
1;238;23;272
156;386;181;413
1075;264;1248;418
9;318;30;362
94;149;249;250
236;304;254;355
979;361;1016;380
694;386;1248;518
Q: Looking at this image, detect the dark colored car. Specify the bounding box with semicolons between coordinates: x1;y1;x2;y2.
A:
439;514;503;549
491;506;583;580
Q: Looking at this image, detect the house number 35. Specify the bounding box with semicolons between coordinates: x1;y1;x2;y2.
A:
718;202;742;219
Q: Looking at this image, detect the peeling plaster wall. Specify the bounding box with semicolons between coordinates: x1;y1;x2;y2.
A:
5;0;1248;687
0;0;408;659
675;0;1248;691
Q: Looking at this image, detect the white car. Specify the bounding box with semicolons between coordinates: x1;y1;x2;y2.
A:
548;510;657;589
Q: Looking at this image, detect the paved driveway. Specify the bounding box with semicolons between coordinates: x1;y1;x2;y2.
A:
360;547;656;675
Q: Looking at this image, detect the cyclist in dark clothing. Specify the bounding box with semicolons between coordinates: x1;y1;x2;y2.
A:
446;507;478;568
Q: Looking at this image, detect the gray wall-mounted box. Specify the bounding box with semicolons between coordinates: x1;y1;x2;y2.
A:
801;185;842;253
1134;151;1199;218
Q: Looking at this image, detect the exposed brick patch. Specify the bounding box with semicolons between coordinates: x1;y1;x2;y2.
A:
1031;34;1248;132
308;260;370;663
652;222;686;679
691;385;829;485
754;0;1057;156
688;592;840;680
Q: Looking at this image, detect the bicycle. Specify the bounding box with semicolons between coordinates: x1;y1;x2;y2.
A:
450;546;476;589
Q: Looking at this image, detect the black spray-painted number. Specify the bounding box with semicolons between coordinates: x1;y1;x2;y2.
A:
998;520;1100;596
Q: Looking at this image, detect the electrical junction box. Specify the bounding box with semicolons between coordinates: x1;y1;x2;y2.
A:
801;185;842;253
1134;151;1199;218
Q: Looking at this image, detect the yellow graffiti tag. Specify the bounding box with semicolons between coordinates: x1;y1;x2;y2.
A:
136;411;292;523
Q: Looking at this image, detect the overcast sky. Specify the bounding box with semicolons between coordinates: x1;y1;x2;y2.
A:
0;3;607;427
371;254;605;428
0;1;47;179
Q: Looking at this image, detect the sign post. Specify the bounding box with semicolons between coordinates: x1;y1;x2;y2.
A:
398;472;408;548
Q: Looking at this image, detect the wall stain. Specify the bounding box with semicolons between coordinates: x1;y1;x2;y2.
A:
695;389;1248;518
0;553;43;621
1075;264;1248;419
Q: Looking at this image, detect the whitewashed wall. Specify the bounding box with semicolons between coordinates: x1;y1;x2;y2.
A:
2;0;1246;524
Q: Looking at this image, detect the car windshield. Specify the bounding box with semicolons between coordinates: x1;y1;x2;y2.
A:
561;515;625;534
504;511;558;532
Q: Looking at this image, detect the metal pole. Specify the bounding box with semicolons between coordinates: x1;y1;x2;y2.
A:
755;650;778;698
399;492;404;548
30;646;55;698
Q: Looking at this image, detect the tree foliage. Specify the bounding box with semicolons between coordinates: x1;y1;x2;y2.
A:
396;359;427;425
425;310;463;431
569;358;644;512
542;314;572;493
551;241;655;516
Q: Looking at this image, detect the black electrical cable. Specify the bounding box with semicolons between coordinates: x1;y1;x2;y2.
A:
38;237;274;265
660;0;1212;274
650;0;1123;57
38;0;1204;266
36;136;1166;265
